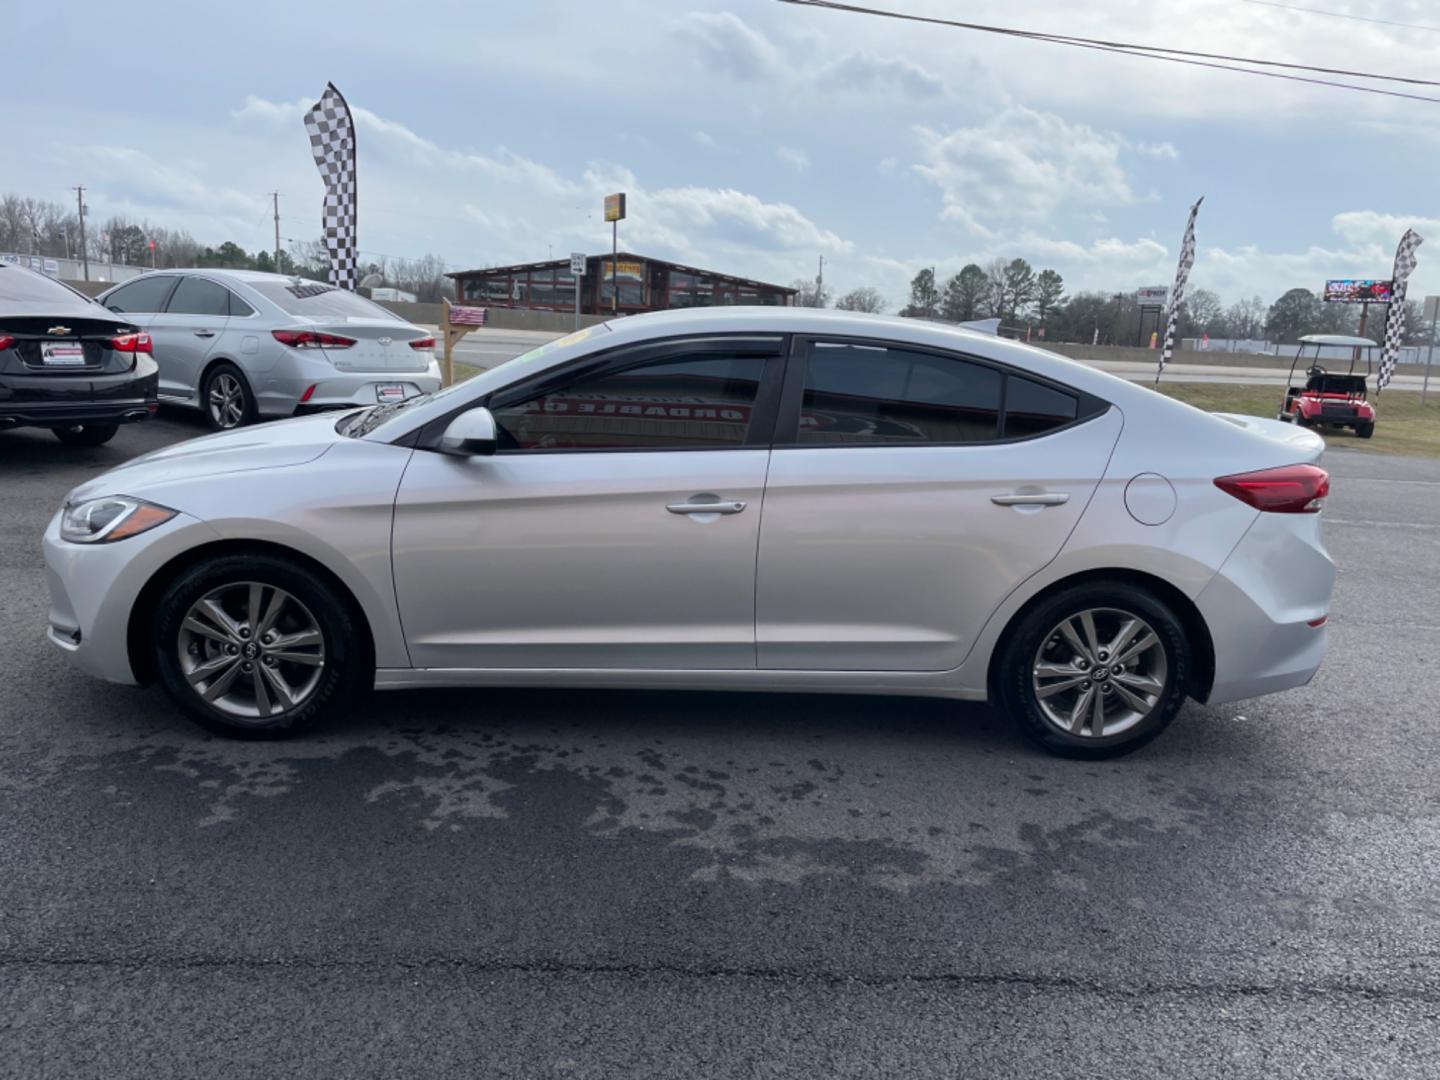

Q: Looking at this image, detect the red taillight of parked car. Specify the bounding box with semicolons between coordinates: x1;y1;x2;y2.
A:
1215;464;1330;514
272;329;356;349
0;335;14;351
111;333;152;354
408;337;436;350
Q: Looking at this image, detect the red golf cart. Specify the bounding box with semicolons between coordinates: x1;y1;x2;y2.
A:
1278;333;1377;439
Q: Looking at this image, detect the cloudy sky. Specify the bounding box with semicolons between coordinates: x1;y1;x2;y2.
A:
6;0;1438;307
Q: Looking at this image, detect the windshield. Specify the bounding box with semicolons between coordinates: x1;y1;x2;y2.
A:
250;279;403;321
344;323;614;441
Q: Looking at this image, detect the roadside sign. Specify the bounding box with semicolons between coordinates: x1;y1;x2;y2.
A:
42;259;59;275
1324;278;1393;303
604;193;626;222
1424;295;1439;322
1137;285;1168;304
570;252;587;276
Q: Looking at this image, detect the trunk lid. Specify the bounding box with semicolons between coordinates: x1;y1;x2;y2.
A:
1211;412;1326;462
0;314;140;376
296;319;433;374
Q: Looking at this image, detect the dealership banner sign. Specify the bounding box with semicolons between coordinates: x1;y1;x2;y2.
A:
1156;197;1202;384
303;82;358;291
1324;279;1394;304
1378;229;1423;391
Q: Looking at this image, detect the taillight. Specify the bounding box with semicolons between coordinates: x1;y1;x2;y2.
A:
0;335;14;351
111;333;152;354
272;329;356;349
1215;464;1330;513
409;337;436;350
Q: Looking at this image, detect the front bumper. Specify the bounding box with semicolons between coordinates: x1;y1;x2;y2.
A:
1196;511;1336;705
255;358;443;418
43;509;221;685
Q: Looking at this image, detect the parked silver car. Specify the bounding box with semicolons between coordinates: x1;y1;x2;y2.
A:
95;269;441;429
42;307;1335;758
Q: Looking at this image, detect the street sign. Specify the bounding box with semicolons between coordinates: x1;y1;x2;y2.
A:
570;252;587;276
1324;279;1393;303
604;193;626;222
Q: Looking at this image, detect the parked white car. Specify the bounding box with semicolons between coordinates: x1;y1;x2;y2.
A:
43;307;1335;757
96;269;441;429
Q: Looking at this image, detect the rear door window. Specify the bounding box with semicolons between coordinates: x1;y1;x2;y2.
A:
796;343;1002;445
166;277;231;317
1003;376;1078;438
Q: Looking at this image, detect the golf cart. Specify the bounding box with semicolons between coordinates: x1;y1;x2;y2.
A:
1278;333;1377;439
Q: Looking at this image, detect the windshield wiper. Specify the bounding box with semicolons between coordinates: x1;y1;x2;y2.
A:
345;391;432;437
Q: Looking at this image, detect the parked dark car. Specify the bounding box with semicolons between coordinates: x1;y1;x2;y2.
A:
0;263;158;445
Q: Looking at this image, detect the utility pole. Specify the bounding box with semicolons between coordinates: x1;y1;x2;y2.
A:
816;255;824;307
73;186;89;281
272;192;282;272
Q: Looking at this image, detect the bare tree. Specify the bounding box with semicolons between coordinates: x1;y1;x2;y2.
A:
791;277;832;308
834;286;886;313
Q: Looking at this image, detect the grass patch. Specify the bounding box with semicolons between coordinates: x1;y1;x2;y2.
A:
1157;382;1440;458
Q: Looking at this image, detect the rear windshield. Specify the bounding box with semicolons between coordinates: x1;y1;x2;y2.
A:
0;265;99;314
250;280;403;321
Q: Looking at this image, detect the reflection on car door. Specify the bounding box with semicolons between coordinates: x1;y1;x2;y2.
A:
147;276;232;404
391;337;785;670
755;339;1121;672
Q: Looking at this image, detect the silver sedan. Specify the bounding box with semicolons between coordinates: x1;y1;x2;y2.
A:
96;269;441;430
42;307;1335;758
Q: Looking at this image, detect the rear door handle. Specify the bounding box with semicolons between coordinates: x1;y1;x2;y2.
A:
667;499;747;515
991;492;1070;507
193;330;216;338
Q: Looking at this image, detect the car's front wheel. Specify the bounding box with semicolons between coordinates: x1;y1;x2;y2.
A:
202;362;255;431
994;582;1192;759
152;553;370;737
51;423;119;446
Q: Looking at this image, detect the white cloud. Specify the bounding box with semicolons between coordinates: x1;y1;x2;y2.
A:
815;51;947;99
913;107;1135;232
673;11;781;81
776;145;809;172
692;130;718;149
1134;141;1179;160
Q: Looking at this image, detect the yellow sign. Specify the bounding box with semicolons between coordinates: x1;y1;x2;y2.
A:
602;259;644;279
604;192;626;222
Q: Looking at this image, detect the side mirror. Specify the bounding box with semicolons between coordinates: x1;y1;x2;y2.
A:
437;406;498;456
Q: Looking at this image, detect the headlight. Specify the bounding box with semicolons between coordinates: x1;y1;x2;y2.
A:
60;497;177;544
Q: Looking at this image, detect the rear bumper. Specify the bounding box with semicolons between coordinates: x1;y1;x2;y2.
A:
255;359;442;418
0;399;156;429
1196;512;1336;706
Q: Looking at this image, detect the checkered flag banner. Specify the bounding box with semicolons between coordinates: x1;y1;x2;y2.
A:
1377;228;1423;392
304;82;358;291
1156;197;1203;385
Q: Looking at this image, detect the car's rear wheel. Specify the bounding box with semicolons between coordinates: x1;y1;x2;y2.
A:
203;362;255;431
995;582;1192;759
1356;421;1375;439
151;553;370;737
51;423;118;446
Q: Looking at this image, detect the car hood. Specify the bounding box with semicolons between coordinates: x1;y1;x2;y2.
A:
66;411;355;503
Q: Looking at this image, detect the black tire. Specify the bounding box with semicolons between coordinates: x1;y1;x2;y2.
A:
51;423;119;446
1356;421;1375;439
201;362;255;431
1294;412;1312;429
151;553;371;738
994;581;1192;759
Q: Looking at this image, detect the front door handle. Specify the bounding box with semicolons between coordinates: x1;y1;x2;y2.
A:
193;330;216;338
667;498;747;515
991;492;1070;507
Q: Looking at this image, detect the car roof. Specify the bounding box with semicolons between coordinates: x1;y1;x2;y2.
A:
125;268;332;286
1297;333;1378;347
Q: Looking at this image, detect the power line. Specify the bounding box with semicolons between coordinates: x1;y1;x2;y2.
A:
1240;0;1440;34
775;0;1440;103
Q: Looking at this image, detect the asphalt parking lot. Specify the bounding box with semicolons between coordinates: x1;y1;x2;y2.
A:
1;412;1437;1078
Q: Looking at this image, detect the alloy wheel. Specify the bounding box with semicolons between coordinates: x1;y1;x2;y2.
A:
177;582;326;721
1031;607;1168;739
208;373;246;428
